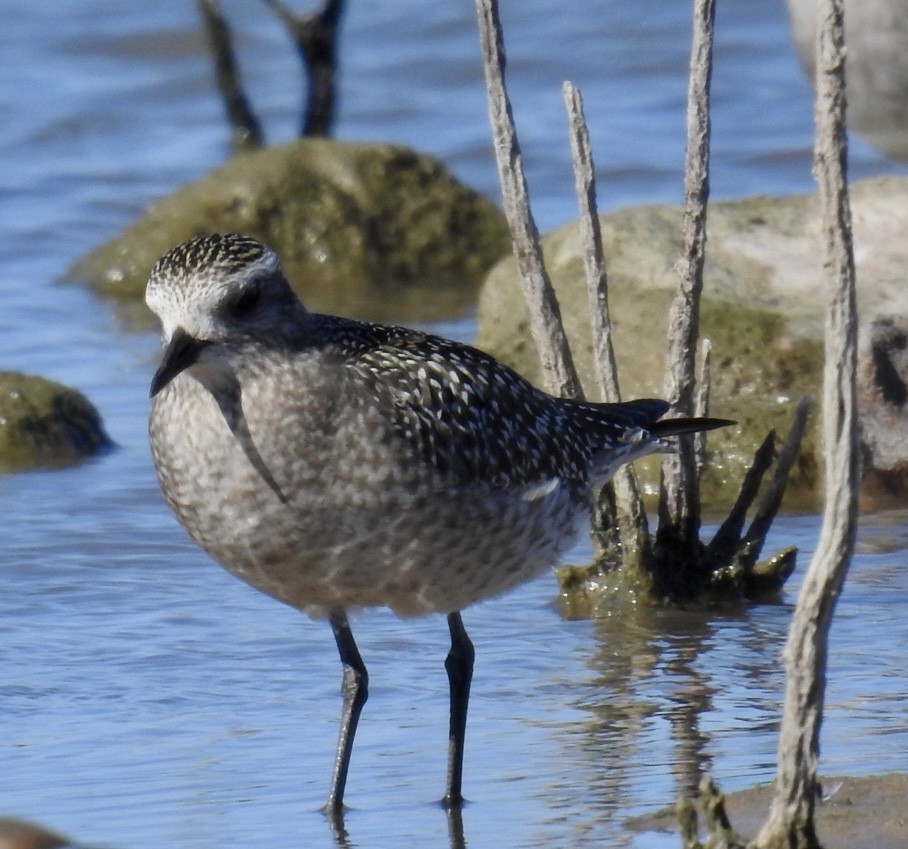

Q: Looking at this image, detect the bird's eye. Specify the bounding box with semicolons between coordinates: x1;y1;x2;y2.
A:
230;284;261;318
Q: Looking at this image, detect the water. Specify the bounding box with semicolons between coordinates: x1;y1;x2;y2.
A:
2;1;907;846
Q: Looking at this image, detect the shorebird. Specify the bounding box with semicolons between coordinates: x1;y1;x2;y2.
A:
146;233;729;814
786;0;908;159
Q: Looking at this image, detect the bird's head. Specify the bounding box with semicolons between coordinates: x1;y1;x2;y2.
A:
146;233;307;397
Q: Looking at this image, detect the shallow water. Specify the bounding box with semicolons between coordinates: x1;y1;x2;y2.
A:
2;1;908;847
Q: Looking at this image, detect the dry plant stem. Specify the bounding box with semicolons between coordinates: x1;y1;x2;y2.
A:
562;82;622;404
738;396;812;565
262;0;345;137
197;0;264;150
753;0;858;845
657;0;716;549
475;0;582;399
701;776;745;849
676;797;702;849
563;80;650;565
706;398;812;567
706;430;777;565
693;337;712;478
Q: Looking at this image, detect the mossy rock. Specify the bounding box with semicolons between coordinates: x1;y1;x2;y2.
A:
68;138;510;324
0;372;112;473
477;177;908;511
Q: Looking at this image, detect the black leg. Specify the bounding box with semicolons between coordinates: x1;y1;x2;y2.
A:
326;608;368;816
444;611;474;807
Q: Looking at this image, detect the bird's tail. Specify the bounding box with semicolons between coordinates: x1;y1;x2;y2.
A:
583;400;734;486
592;398;734;438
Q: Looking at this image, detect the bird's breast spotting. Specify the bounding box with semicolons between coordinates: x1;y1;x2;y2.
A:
150;365;585;616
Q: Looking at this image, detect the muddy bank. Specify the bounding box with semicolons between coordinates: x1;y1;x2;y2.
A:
628;772;908;848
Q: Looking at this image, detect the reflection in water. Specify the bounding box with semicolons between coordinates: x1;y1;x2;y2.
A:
659;615;715;799
327;809;352;849
445;806;466;849
566;597;786;829
0;808;469;849
325;803;467;849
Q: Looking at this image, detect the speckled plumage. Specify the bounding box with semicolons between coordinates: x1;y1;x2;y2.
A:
145;233;728;810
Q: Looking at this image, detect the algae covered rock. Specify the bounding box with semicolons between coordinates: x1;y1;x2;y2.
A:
68;138;509;323
476;176;908;510
0;371;111;473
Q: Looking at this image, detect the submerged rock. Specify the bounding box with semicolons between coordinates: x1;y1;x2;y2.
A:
477;176;908;510
0;817;73;849
68;138;509;324
0;371;111;473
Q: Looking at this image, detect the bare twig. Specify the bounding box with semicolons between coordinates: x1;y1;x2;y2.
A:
705;396;811;581
700;777;745;849
197;0;264;150
706;431;777;566
563;80;650;567
474;0;582;399
656;0;716;561
753;0;859;844
262;0;345;137
693;337;712;477
737;396;812;568
676;796;703;849
562;81;622;404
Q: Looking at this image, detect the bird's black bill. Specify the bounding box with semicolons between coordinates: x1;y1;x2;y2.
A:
650;416;736;438
150;328;210;397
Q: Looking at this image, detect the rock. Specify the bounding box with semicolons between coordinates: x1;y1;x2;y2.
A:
0;817;72;849
67;138;509;324
476;176;908;510
0;372;112;473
